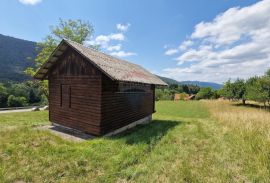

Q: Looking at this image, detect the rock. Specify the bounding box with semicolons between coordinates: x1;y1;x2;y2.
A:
32;107;40;111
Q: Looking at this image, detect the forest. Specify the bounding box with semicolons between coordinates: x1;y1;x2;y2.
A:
0;81;47;108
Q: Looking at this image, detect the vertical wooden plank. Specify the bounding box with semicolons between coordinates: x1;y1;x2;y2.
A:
48;48;102;135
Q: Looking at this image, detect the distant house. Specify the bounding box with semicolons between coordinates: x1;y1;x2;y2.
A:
174;93;195;101
34;40;167;136
174;93;188;101
184;94;195;101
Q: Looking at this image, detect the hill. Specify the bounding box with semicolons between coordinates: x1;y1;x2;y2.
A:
0;34;37;82
179;81;222;90
157;75;222;89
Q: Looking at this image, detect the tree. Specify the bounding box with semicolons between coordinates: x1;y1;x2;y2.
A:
233;79;246;104
195;87;213;100
25;19;97;99
7;95;27;107
258;76;270;106
246;76;268;108
0;84;8;107
262;69;270;106
211;90;220;99
155;88;172;101
188;85;200;94
219;80;234;100
182;85;190;94
8;83;29;100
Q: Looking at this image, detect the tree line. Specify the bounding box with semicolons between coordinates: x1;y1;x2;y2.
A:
155;84;220;101
155;84;201;100
0;81;47;108
219;69;270;108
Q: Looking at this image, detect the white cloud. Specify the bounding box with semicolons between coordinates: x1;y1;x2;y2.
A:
165;49;178;56
88;33;125;48
179;40;193;50
107;44;122;51
164;40;193;56
110;33;124;41
161;0;270;83
18;0;42;5
116;23;131;32
88;23;136;58
110;51;137;57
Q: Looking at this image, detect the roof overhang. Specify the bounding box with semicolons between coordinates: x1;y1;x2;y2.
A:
33;39;168;86
34;40;68;80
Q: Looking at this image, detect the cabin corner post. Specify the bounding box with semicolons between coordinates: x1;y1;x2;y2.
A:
152;84;156;113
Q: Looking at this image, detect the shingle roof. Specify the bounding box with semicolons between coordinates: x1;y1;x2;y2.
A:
34;39;167;86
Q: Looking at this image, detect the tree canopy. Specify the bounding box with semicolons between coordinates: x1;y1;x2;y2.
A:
24;19;97;99
219;69;270;107
25;19;97;77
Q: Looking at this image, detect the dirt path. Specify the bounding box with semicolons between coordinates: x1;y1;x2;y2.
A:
0;108;33;114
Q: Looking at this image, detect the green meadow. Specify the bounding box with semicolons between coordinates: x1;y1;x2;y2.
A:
1;101;270;182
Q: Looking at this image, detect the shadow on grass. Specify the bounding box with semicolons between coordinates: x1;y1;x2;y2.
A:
42;120;181;143
232;103;270;110
110;120;181;145
46;125;94;140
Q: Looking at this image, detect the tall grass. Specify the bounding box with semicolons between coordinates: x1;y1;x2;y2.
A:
205;100;270;182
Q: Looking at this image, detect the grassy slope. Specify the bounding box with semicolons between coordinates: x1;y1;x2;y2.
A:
0;101;270;182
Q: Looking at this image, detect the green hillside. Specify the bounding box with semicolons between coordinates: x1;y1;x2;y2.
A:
0;34;37;82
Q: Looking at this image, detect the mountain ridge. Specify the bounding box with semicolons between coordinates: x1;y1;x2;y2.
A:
157;75;223;89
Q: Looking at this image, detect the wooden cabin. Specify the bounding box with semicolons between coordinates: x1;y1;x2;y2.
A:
34;40;167;136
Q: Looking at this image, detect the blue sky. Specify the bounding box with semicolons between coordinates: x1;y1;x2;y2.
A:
1;0;269;83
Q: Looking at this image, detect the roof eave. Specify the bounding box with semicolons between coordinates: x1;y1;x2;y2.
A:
33;40;67;80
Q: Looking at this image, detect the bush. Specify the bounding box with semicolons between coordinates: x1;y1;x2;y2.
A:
0;84;8;107
40;94;48;105
195;87;213;100
155;88;173;101
7;95;27;107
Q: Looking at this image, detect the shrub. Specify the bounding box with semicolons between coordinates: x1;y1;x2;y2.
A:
7;95;27;107
195;87;213;100
0;84;8;107
155;88;172;101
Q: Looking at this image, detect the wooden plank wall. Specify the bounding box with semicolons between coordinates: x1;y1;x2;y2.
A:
100;75;155;134
48;46;156;136
48;49;102;135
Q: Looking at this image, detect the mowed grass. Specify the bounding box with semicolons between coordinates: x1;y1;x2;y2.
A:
1;100;270;182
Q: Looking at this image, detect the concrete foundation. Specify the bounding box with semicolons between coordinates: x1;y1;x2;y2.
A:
50;115;152;139
104;115;152;137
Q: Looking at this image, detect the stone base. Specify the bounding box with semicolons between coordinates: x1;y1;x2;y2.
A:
51;115;152;138
104;115;152;137
39;124;94;141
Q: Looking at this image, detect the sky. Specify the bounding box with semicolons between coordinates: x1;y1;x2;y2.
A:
0;0;269;84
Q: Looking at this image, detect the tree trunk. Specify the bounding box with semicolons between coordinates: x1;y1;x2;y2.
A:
242;99;246;105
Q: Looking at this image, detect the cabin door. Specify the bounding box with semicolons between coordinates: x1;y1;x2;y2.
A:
61;84;71;108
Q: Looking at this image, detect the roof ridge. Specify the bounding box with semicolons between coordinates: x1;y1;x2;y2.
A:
34;39;167;86
64;39;141;67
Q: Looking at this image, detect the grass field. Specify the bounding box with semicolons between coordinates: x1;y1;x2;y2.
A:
1;100;270;182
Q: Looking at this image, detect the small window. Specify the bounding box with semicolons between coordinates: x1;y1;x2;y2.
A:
60;84;71;108
118;82;150;93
